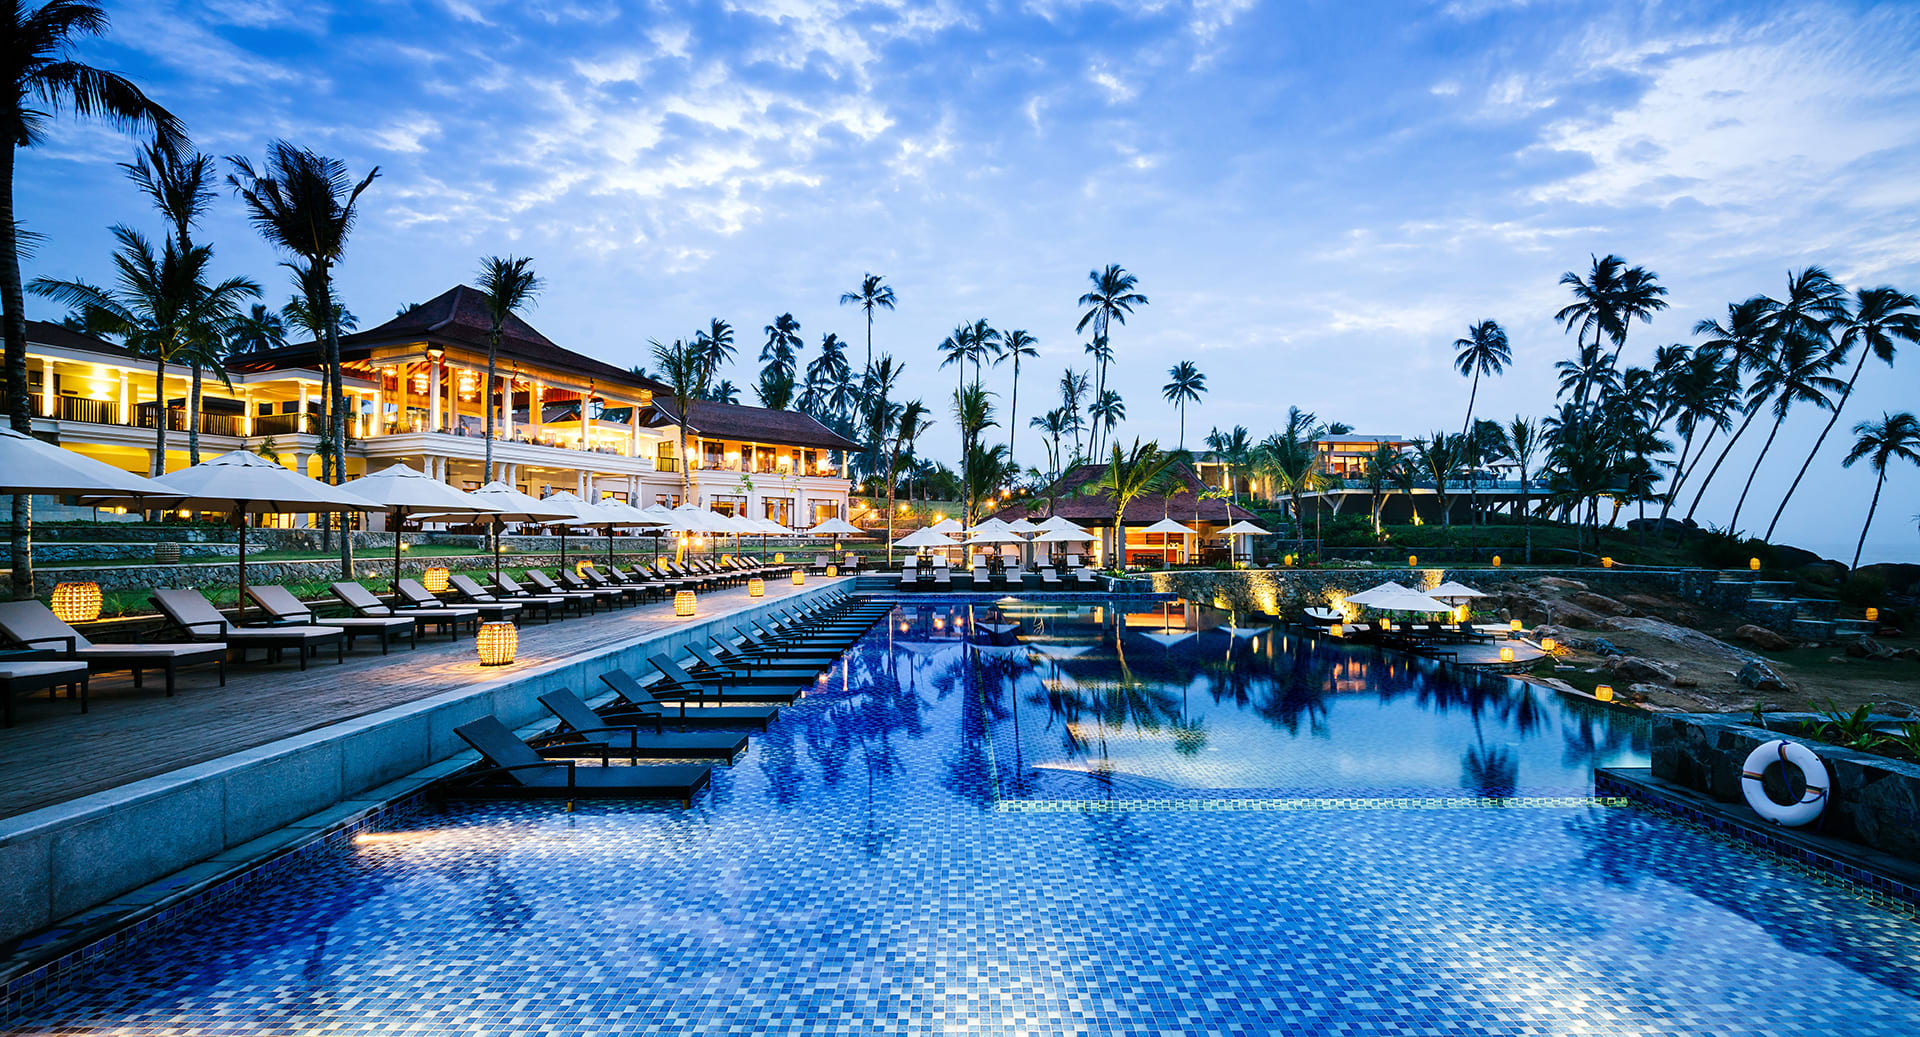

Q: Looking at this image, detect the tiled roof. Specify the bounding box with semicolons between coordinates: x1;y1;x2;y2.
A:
992;462;1261;526
228;285;670;397
647;398;863;452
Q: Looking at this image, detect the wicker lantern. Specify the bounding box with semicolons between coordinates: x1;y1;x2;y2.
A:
575;559;594;577
51;582;101;623
1601;556;1613;569
1407;555;1417;566
774;552;784;563
1594;684;1614;702
749;578;765;598
1749;557;1762;571
674;590;696;617
826;564;838;577
1865;607;1879;622
792;570;805;586
1541;637;1557;653
423;567;451;593
1509;618;1523;632
1491;555;1501;567
1329;623;1344;638
476;621;518;666
1499;646;1515;663
398;540;411;552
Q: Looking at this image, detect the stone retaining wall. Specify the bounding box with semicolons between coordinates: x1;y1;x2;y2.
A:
30;553;639;594
1651;712;1920;862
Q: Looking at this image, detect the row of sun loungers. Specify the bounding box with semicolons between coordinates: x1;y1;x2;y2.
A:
445;592;894;807
0;556;802;724
896;564;1102;590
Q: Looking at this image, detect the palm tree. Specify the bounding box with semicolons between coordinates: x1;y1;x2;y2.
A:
995;328;1038;469
1161;360;1206;449
1413;432;1461;526
1452;319;1509;525
1031;407;1071;508
1204;424;1252;503
476;255;541;483
708;378;741;404
1842;412;1920;569
884;398;931;560
1605;261;1668;372
1728;329;1845;534
801;332;851;421
226;302;284;355
838;273;894;374
31;226;258;476
1060;368;1089;460
1362;442;1400;538
1555;254;1623;407
861;354;903;484
1097;438;1177;570
1501;417;1540;562
227;141;377;576
649;337;708;502
694;318;735;378
1683;298;1775;525
1077;265;1147;452
4;0;185;599
1766;285;1917;540
1654;345;1739;535
761;312;801;379
937;321;973;402
122;142;225;463
1553;340;1619;407
1090;389;1124;446
1542;422;1619;559
951;383;997;524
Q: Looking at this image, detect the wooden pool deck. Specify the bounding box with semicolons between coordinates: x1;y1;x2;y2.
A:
0;579;830;820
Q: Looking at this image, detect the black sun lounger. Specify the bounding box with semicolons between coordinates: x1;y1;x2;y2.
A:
538;690;747;763
527;569;619;610
495;573;594;616
397;579;521;623
149;588;344;668
649;653;799;705
599;670;779;728
1;659;90;725
330;582;478;639
449;574;555;624
448;715;711;807
684;642;820;685
246;584;417;653
0;600;226;696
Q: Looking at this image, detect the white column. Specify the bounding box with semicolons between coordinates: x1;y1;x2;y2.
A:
429;360;442;432
529;381;543;442
117;370;131;424
628;401;640;456
39;358;55;415
298;381;310;433
242;389;253;436
501;376;513;441
371;384;383;437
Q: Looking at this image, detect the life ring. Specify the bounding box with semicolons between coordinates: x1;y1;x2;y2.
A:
1740;740;1829;827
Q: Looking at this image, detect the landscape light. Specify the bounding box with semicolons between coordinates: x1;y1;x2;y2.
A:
1509;619;1522;632
774;552;784;563
1865;607;1879;622
1330;623;1344;638
1601;556;1613;569
51;582;101;623
1491;555;1501;567
1749;557;1762;571
423;567;450;593
1541;637;1557;653
1407;555;1417;566
826;564;838;577
793;571;805;586
749;578;764;598
476;621;517;666
1595;684;1614;702
674;590;696;617
1500;646;1515;663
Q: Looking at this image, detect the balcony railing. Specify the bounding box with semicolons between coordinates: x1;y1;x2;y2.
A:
253;412;321;436
24;393;247;436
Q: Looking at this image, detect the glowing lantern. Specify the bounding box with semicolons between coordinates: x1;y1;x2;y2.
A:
792;571;805;586
774;552;784;563
51;582;101;623
748;578;765;598
1407;555;1418;566
1499;646;1515;663
1380;618;1393;632
1865;607;1879;622
476;621;518;666
674;590;696;617
1541;637;1557;653
423;567;450;593
1595;684;1614;702
1330;623;1344;638
399;541;411;552
1600;556;1613;569
1491;555;1501;567
1509;619;1523;632
826;564;838;577
1749;557;1762;571
575;560;594;577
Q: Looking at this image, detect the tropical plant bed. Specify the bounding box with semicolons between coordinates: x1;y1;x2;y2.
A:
1650;712;1920;862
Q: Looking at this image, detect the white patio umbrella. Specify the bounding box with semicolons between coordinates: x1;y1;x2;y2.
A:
538;491;606;568
0;427;179;497
587;497;668;568
1341;581;1410;608
999;517;1042;534
1140;517;1196;564
1035;515;1094;536
894;526;959;558
1428;580;1488;603
346;463;501;593
1029;526;1091;566
1217;519;1271;566
1368;587;1454;614
411;480;574;582
807;516;865;564
927;517;965;535
90;450;379;622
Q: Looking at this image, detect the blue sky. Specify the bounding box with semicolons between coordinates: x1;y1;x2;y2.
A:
21;0;1920;562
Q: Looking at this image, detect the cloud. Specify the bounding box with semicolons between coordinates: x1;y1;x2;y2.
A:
1088;65;1136;103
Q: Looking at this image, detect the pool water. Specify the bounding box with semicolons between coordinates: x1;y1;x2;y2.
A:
6;602;1917;1036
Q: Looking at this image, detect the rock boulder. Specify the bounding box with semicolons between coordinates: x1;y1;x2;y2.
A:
1604;655;1677;684
1734;624;1793;651
1738;659;1790;691
1570;591;1635;617
1845;635;1899;661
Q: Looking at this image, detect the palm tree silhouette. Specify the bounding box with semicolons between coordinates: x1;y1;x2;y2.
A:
1414;432;1462;527
1161;360;1206;450
1842;412;1920;569
1683;298;1774;526
227;303;285;356
1453;319;1510;525
1097;439;1177;568
1728;317;1845;534
1766;285;1918;540
995;328;1038;469
121;143;224;463
1076;265;1147;452
1654;345;1740;536
476;256;541;482
1060;367;1090;460
838;273;894;375
1501;417;1539;562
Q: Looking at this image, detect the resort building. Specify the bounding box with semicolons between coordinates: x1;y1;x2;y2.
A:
997;462;1260;566
5;285;857;525
1312;433;1413;477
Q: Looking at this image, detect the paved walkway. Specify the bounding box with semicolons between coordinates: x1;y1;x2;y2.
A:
0;579;831;820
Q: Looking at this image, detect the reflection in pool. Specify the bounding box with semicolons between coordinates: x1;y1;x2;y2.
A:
889;600;1648;800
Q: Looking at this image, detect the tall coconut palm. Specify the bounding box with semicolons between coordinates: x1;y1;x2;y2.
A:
1097;438;1177;570
1362;442;1400;538
995;328;1038;469
1161;360;1206;450
1842;412;1920;569
884;398;930;560
1652;345;1736;534
1413;432;1462;527
649;337;708;502
937;321;973;400
761;312;801;382
476;255;541;482
1683;298;1774;525
1031;407;1071;507
1727;329;1845;534
1766;285;1917;540
694;318;735;378
1060;368;1089;460
30;226;258;476
951;382;997;524
861;354;903;484
1502;417;1539;562
227;141;377;577
1205;424;1252;503
1076;265;1147;452
4;0;185;599
1605;262;1668;372
1554;254;1622;406
801;331;851;421
838;272;894;375
121;143;220;462
1089;389;1124;446
1453;319;1510;525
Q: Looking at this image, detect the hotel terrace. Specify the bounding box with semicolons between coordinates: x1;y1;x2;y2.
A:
8;285;859;526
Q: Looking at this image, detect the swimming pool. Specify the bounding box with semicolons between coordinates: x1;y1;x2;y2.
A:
6;601;1917;1035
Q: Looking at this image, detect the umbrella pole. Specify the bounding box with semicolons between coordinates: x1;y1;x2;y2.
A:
392;508;403;596
235;510;248;623
493;518;503;583
607;527;614;568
